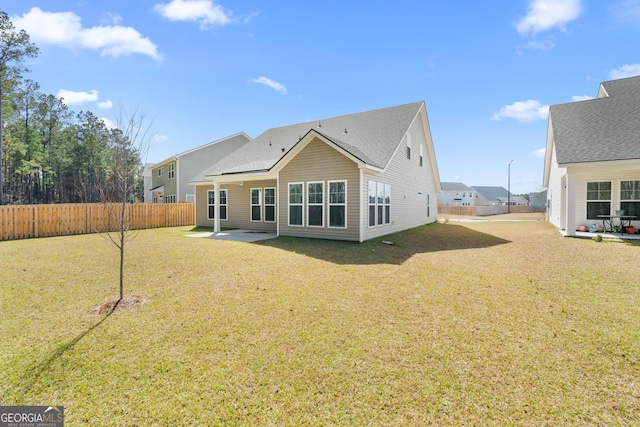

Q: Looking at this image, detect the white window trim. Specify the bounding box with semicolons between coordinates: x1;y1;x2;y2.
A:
207;189;228;221
250;188;262;222
384;183;391;225
264;187;276;223
307;181;324;228
158;167;164;177
586;181;612;220
165;194;176;203
368;181;376;228
168;163;175;179
288;182;304;227
207;190;215;220
406;133;412;160
419;143;424;167
328;180;347;229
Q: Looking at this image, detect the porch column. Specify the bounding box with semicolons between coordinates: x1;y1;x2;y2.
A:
214;181;221;233
565;172;576;236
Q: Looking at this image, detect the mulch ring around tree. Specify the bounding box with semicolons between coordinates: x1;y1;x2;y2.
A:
91;294;150;315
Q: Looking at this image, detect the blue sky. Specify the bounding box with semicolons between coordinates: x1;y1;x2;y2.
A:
4;0;640;194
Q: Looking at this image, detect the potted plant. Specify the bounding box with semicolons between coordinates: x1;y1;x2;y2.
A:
627;224;637;234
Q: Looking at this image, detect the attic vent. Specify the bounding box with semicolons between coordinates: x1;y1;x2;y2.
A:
269;141;272;146
344;128;348;134
281;147;285;153
318;121;322;127
298;135;302;141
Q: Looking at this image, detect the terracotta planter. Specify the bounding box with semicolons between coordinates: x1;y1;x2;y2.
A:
627;227;636;234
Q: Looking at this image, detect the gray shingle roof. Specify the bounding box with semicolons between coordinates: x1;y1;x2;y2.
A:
550;75;640;164
440;182;474;191
472;186;512;201
197;101;424;178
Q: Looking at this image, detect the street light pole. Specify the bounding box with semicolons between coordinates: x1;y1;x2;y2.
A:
508;160;514;213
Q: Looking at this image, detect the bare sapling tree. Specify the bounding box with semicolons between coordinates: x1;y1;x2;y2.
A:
99;106;153;303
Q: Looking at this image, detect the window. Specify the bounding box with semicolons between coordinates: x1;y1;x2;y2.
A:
377;183;384;225
307;182;324;227
621;180;640;218
152;195;158;203
264;188;276;222
186;194;195;203
168;163;175;179
419;143;424;166
329;181;346;228
369;181;391;227
251;188;262;221
427;194;430;217
207;189;228;220
165;195;176;203
586;181;611;220
289;183;303;226
158;167;164;177
406;133;412;160
368;181;376;227
384;184;391;224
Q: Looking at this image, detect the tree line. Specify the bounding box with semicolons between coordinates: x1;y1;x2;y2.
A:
1;10;145;205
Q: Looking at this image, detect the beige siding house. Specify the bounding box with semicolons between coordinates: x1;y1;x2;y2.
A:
150;133;250;203
191;102;440;242
543;75;640;236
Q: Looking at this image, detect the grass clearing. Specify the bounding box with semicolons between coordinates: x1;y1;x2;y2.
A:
1;221;639;425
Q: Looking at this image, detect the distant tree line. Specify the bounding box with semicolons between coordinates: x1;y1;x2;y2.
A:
1;10;144;205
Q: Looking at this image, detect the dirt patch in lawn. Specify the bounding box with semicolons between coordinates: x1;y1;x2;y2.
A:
91;294;150;315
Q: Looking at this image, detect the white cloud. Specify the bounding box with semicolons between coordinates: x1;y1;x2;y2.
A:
611;0;640;22
524;38;556;51
609;64;640;79
154;0;232;29
251;76;287;95
13;7;161;60
153;134;169;143
97;100;113;109
491;100;549;122
101;117;116;129
516;0;582;34
571;95;594;102
56;89;99;105
532;148;546;158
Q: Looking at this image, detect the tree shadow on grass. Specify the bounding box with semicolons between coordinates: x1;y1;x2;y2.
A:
257;222;510;265
10;302;119;401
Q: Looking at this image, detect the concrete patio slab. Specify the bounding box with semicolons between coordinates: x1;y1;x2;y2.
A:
185;229;277;243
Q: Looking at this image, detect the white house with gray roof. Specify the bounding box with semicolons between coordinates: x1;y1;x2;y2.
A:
190;101;440;242
543;75;640;236
438;182;476;206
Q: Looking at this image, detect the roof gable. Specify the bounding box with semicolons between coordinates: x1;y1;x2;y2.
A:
201;102;425;177
550;75;640;165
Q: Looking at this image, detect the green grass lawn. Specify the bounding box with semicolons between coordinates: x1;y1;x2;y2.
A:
1;221;639;425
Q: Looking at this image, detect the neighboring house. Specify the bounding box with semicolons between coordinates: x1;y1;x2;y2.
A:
190;101;440;242
543;74;640;236
472;186;514;206
141;163;153;203
438;182;476;206
495;195;528;206
529;190;547;207
150;133;251;203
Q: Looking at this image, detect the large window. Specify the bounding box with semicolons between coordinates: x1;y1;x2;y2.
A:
307;182;324;227
621;180;640;218
289;183;303;226
329;181;346;228
586;181;611;220
377;183;384;225
384;184;391;224
207;189;227;220
368;181;376;227
251;188;262;221
264;188;276;222
369;181;390;227
168;163;175;179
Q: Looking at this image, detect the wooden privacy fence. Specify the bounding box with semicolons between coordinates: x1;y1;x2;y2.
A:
0;203;195;241
437;205;546;216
